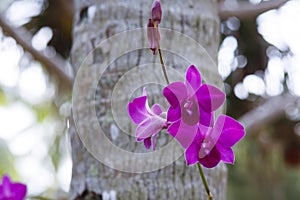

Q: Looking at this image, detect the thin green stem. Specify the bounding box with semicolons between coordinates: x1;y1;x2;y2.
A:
157;48;169;84
197;163;213;200
153;21;169;84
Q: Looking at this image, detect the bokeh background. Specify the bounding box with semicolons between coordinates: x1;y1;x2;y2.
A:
0;0;299;199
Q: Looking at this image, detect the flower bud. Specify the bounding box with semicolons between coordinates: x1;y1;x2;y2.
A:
151;0;162;25
147;19;160;55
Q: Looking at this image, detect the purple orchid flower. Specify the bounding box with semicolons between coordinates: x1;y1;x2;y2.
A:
0;174;27;200
128;88;167;150
151;0;162;25
163;65;225;148
185;115;246;168
147;19;160;55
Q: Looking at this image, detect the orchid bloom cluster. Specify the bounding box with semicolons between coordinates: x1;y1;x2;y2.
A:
128;65;246;168
0;174;27;200
129;0;245;169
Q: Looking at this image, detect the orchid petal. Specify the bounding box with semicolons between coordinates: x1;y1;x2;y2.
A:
135;116;165;141
199;109;214;127
167;119;198;148
0;175;26;200
217;144;235;164
163;82;187;108
151;104;162;115
185;65;202;92
144;137;152;149
11;183;27;200
167;105;181;122
196;84;225;112
185;130;204;165
180;94;200;125
199;147;221;168
147;19;160;55
128;96;149;124
215;115;246;147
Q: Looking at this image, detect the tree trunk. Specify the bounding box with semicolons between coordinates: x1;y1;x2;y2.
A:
69;0;227;199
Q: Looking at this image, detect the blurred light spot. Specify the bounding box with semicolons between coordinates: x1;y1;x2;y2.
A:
218;63;231;80
0;102;36;140
59;102;72;118
266;46;281;58
223;36;238;49
110;190;117;200
44;46;56;58
285;105;300;121
8;125;48;157
265;56;284;96
278;0;300;55
295;123;300;136
249;0;262;4
236;55;247;69
0;37;22;87
243;74;266;95
18;63;47;104
16;157;54;195
88;6;97;21
257;10;287;51
218;36;238;79
31;27;53;51
103;191;110;200
226;17;240;31
285;56;300;96
267;56;284;81
57;155;72;192
110;123;119;141
5;0;44;26
258;0;300;54
234;83;249;100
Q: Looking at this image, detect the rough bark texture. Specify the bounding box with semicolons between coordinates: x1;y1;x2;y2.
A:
69;0;227;199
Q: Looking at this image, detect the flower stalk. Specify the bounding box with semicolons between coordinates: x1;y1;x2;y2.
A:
153;21;169;84
197;163;213;200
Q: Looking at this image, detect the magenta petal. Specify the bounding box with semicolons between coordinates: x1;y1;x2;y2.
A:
151;104;162;115
0;175;12;197
199;109;214;127
216;115;246;147
128;96;149;124
11;183;27;200
135;116;165;141
167;120;198;148
144;137;152;149
147;19;160;55
2;175;10;186
0;175;27;200
199;147;221;168
185;142;200;165
167;105;181;122
196;84;225;112
163;82;187;108
185;131;203;165
180;95;200;125
185;65;202;92
217;144;235;164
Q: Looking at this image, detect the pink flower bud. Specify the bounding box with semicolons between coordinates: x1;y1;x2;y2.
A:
147;19;160;55
151;0;162;25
